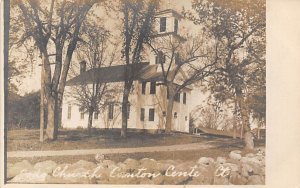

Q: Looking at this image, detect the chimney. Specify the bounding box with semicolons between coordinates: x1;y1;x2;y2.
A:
80;60;86;74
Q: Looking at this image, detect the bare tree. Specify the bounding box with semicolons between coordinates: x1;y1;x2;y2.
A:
69;23;118;135
8;20;37;95
119;0;159;138
148;33;218;133
11;0;103;140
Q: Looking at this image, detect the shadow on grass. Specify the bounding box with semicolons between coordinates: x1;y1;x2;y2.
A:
7;128;265;152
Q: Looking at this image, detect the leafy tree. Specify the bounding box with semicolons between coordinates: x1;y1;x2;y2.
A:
188;0;266;149
245;34;266;128
7;60;26;94
8;25;36;95
8;92;40;130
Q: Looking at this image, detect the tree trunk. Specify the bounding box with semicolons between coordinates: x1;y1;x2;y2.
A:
235;88;254;150
40;50;56;140
165;83;176;133
56;92;64;129
45;95;57;140
240;123;244;139
87;109;94;136
121;82;132;138
56;32;82;135
165;97;175;133
233;126;237;139
165;82;175;133
241;113;254;150
258;121;262;140
244;131;255;150
40;63;45;142
57;104;62;129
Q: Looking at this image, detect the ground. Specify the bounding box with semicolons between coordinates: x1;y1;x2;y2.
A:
7;128;265;164
7;148;238;164
7;128;245;151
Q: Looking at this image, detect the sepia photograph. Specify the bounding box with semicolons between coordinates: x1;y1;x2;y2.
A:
3;0;267;185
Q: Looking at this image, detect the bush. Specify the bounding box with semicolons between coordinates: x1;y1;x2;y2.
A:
7;92;41;130
191;105;236;131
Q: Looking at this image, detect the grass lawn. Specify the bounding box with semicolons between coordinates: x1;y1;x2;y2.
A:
7;129;265;165
7;128;262;151
7;141;264;164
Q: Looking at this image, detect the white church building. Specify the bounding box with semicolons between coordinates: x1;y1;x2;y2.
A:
61;9;192;133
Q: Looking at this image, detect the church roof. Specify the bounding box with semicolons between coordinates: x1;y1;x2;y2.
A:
155;9;183;19
66;62;163;86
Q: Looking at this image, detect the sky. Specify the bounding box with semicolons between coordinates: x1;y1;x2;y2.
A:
10;0;196;95
8;0;262;129
8;0;209;114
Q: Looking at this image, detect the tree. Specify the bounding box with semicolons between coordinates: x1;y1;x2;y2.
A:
8;24;35;95
11;0;102;140
148;33;218;133
7;60;27;95
70;23;117;135
7;92;40;130
246;35;266;138
188;0;266;149
119;0;159;137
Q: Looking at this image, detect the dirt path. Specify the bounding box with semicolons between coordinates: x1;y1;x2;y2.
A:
7;142;215;158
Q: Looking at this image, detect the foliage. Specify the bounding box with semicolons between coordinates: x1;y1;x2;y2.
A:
190;104;236;131
247;86;266;124
187;0;266;126
184;0;266;149
7;60;27;94
7;92;40;130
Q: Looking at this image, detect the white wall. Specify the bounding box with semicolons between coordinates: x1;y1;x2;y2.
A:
61;10;192;132
61;81;190;133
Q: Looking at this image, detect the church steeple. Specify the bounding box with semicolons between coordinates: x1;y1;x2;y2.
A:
154;9;184;39
147;9;186;70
